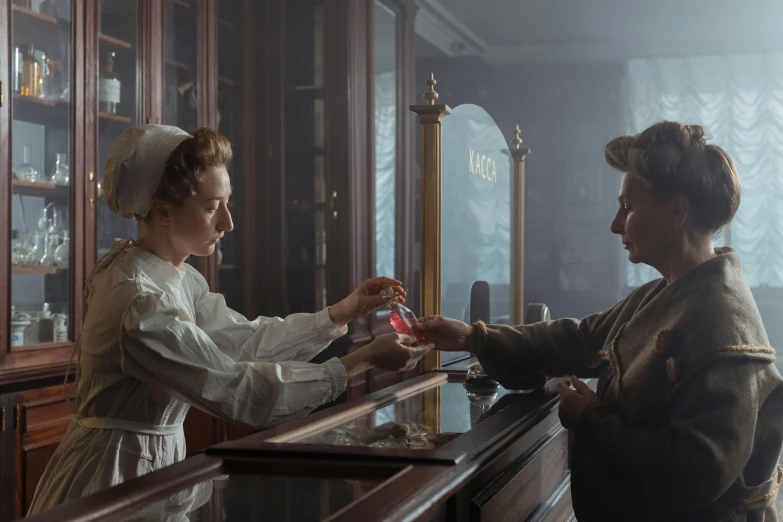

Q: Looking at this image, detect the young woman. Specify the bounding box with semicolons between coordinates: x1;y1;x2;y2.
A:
28;125;432;514
416;122;783;522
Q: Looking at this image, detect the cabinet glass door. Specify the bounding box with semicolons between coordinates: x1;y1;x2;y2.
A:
10;0;75;348
163;0;202;270
94;0;142;260
284;0;328;313
216;0;246;313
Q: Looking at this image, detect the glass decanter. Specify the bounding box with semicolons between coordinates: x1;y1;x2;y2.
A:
13;145;40;182
26;231;44;267
54;232;69;268
381;287;422;341
40;233;58;268
50;153;69;185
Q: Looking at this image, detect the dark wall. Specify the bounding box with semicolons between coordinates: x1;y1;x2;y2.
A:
415;56;628;319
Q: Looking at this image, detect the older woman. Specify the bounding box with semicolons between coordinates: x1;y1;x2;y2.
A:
415;122;783;522
28;125;432;515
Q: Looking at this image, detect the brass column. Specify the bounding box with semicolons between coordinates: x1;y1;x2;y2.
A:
410;73;451;372
509;125;531;325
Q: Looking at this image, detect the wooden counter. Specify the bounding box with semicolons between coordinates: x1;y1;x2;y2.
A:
24;372;573;522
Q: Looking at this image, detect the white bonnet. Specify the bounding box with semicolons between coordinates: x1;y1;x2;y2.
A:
103;124;191;219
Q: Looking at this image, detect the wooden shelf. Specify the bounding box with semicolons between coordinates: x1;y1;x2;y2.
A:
99;112;131;123
169;0;191;8
13;93;56;107
12;179;69;198
218;76;236;87
99;33;133;50
218;18;238;30
165;58;190;71
12;267;64;275
11;4;58;25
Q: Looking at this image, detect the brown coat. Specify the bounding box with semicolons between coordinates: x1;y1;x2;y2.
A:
475;248;783;521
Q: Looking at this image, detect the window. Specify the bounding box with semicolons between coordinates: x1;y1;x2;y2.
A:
624;53;783;288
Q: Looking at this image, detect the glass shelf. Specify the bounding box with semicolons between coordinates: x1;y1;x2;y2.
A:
10;0;75;349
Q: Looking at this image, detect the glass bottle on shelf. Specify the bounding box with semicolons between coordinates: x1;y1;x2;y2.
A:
40;233;58;268
55;232;69;268
53;313;68;342
27;231;44;267
12;46;23;93
41;59;63;100
51;153;70;185
20;44;41;97
38;202;54;232
48;206;66;242
13;145;40;182
99;51;121;114
12;231;25;266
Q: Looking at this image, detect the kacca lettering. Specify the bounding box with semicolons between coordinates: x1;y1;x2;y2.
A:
469;149;497;183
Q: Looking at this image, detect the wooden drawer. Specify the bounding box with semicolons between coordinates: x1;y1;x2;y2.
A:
528;475;573;522
14;384;76;517
18;384;76;433
472;428;569;522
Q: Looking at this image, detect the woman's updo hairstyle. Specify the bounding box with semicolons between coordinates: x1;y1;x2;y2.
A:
149;127;232;212
604;121;740;232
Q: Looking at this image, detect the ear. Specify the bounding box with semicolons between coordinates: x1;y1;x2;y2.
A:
670;194;689;230
149;199;173;226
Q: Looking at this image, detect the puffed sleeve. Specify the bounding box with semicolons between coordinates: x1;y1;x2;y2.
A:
119;291;348;429
187;270;346;363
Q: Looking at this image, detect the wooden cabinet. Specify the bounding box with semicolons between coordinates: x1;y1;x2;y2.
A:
0;1;260;519
471;428;570;522
1;1;419;519
0;384;75;520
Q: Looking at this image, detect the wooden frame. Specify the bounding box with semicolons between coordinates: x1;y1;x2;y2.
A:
0;0;87;381
207;372;564;468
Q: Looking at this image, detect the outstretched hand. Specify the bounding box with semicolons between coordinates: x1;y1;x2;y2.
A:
413;316;474;352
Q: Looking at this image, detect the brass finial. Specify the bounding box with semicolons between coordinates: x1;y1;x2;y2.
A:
512;125;523;149
423;73;438;105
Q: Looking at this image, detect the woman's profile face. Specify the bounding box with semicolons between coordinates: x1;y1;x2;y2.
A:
168;166;234;258
610;172;678;267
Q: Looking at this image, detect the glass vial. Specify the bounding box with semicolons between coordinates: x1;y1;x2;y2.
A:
381;287;422;341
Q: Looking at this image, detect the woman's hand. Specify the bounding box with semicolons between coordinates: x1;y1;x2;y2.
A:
339;334;433;377
557;376;602;430
413;316;474;352
328;277;406;329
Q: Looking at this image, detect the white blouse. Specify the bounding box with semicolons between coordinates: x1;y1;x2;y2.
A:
28;241;348;515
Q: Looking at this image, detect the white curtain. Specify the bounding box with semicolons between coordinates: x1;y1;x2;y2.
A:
375;70;397;278
624;53;783;288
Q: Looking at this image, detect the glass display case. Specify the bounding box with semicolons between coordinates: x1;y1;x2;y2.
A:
94;0;142;261
163;0;203;273
23;372;572;522
215;0;248;314
9;0;75;349
284;0;330;314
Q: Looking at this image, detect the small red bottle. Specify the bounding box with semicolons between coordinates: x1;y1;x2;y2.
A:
382;288;422;341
